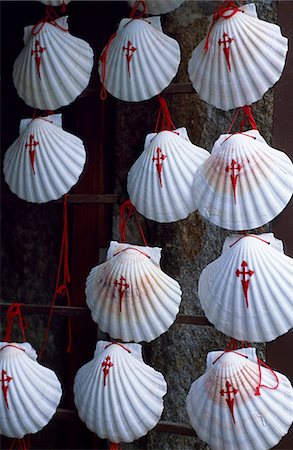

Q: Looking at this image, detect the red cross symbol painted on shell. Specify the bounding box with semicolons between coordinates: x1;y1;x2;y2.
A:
114;276;130;312
225;159;242;204
122;40;137;78
220;380;238;424
25;134;39;175
31;39;46;79
218;33;234;72
152;147;167;188
102;355;113;387
236;260;254;308
1;369;13;409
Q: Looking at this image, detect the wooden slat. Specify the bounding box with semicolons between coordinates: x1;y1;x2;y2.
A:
2;193;120;204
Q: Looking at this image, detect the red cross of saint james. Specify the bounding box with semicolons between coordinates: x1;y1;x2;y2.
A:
25;134;39;175
102;355;113;386
152;147;167;188
220;380;238;424
122;40;136;78
1;369;13;409
114;276;130;312
218;33;234;72
31;39;46;79
236;260;255;308
225;159;242;204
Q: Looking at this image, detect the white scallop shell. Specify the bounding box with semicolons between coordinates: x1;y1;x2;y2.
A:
186;347;293;450
192;130;293;230
198;233;293;342
85;241;182;342
128;0;184;15
3;114;86;203
188;3;288;111
0;342;62;438
127;128;210;223
98;17;180;102
40;0;71;5
74;341;167;443
13;16;93;110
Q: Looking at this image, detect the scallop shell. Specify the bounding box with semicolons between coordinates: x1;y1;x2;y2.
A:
198;233;293;342
0;342;62;438
186;347;293;450
85;241;182;342
40;0;71;5
127;128;210;223
192;130;293;230
3;114;86;203
128;0;184;15
98;17;180;102
74;341;167;443
188;3;288;111
13;16;93;110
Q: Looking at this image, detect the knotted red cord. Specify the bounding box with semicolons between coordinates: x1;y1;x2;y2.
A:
129;0;148;18
39;195;72;359
31;6;68;35
109;442;122;450
229;234;271;248
227;105;258;134
155;96;177;133
4;304;27;343
254;358;279;396
119;200;148;246
204;1;240;51
105;342;132;353
212;338;250;365
113;248;151;259
99;32;117;100
9;435;31;450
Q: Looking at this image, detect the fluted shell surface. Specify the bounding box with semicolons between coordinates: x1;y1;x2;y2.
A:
186;347;293;450
40;0;71;5
98;17;180;102
127;128;209;222
13;16;93;110
74;341;167;443
192;130;293;230
85;241;182;342
3;114;86;203
188;3;288;111
128;0;184;15
0;342;62;438
198;233;293;342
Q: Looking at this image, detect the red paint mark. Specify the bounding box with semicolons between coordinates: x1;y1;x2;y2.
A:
102;355;113;386
114;276;129;312
225;159;242;204
25;134;39;175
122;40;136;77
220;380;238;423
152;147;167;188
1;370;13;409
218;33;233;72
236;260;254;308
31;39;46;79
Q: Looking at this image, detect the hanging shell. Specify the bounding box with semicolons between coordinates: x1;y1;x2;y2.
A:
98;17;180;102
86;241;182;342
74;341;167;443
128;0;184;15
198;233;293;342
3;114;86;203
186;347;293;450
127;128;210;223
188;3;288;111
40;0;71;5
192;130;293;230
0;342;62;438
13;16;93;110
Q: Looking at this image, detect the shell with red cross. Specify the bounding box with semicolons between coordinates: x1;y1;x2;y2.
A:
0;342;62;438
13;16;93;110
192;130;293;230
73;341;167;444
85;241;182;342
188;3;288;111
3;114;86;203
198;233;293;342
186;347;293;450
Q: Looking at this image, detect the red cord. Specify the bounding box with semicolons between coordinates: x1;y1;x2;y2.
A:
129;0;148;18
227;106;258;134
105;342;132;353
119;200;148;246
155;96;176;133
205;1;240;51
31;6;68;35
229;234;270;248
255;358;279;396
4;304;27;343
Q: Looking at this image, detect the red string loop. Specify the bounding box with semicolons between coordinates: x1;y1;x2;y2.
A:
113;248;151;259
255;358;279;396
39;195;72;359
155;96;176;133
9;435;30;450
31;6;68;35
105;342;131;353
212;338;250;365
129;0;148;18
229;234;271;248
109;442;122;450
4;304;27;343
119;200;148;247
205;1;240;51
227;105;258;134
99;32;117;100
